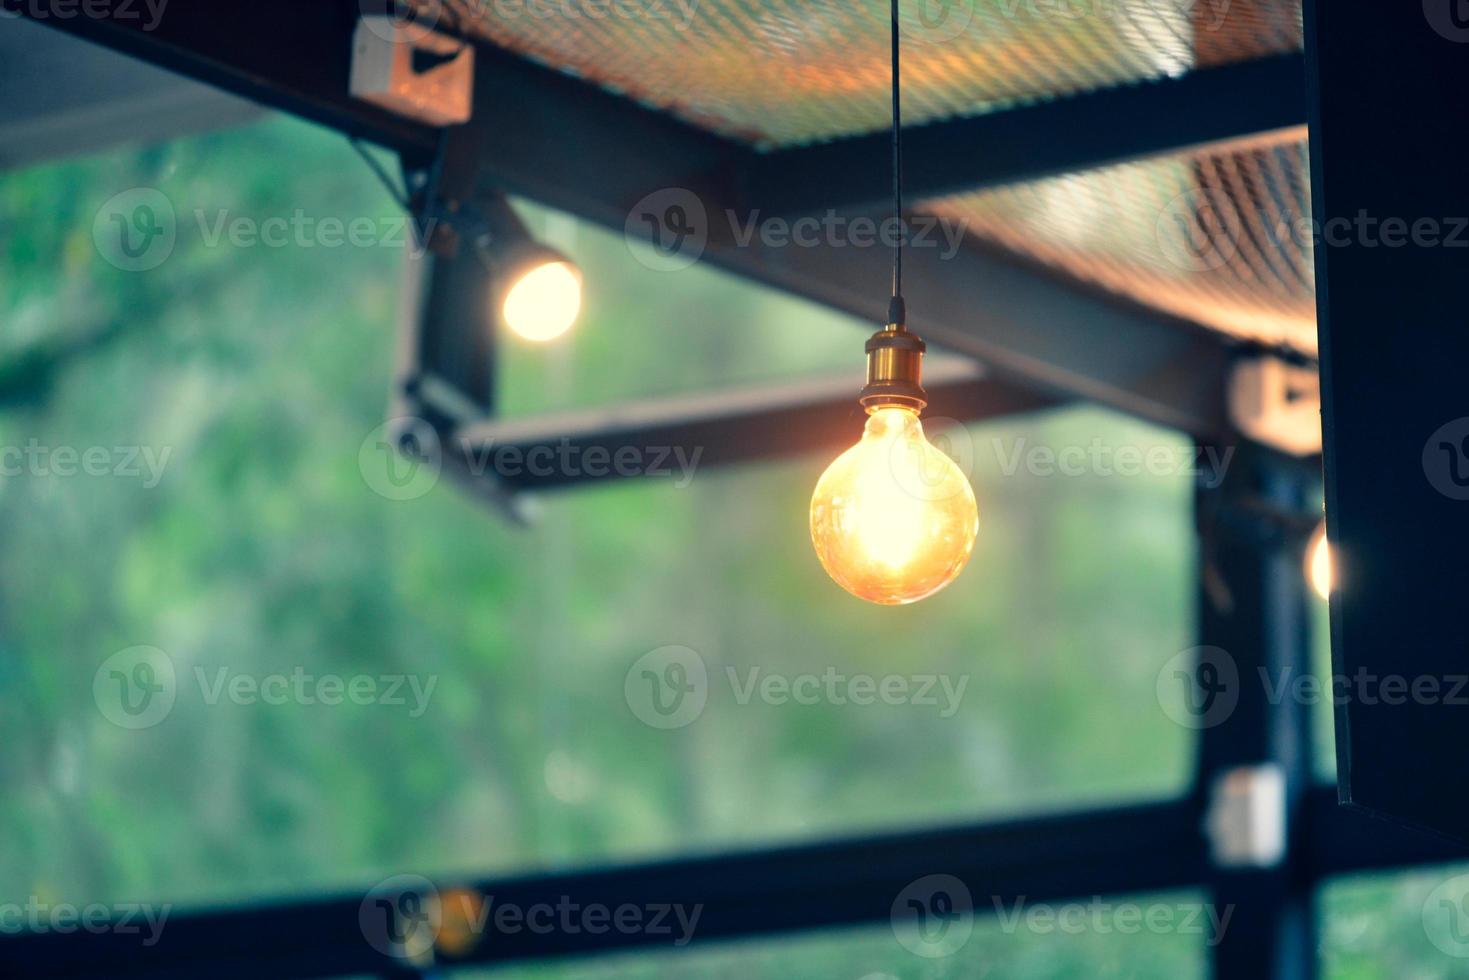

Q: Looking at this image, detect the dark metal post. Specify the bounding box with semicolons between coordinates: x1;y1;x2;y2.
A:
1195;443;1318;980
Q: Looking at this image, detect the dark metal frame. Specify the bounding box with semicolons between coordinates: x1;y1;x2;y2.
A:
3;3;1468;979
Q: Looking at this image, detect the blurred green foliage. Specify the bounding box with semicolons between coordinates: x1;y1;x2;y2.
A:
0;112;1438;978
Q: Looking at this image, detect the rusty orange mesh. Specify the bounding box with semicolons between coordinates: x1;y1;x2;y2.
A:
419;0;1300;148
925;135;1317;354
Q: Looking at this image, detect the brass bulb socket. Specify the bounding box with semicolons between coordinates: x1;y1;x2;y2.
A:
859;324;928;413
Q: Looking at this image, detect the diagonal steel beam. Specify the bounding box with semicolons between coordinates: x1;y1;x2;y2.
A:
741;52;1308;216
444;44;1240;436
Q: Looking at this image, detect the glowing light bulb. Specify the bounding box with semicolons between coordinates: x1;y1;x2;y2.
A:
1307;519;1332;600
810;407;978;604
502;260;582;342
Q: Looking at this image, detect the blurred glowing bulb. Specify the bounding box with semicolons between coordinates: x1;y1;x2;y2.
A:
502;261;581;342
810;407;978;604
1308;519;1332;600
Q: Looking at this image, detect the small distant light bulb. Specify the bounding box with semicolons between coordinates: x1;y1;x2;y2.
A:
810;407;978;605
502;260;582;342
1308;519;1332;600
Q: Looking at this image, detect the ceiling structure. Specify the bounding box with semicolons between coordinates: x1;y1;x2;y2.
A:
421;0;1316;356
0;0;1318;456
935;134;1315;352
434;0;1300;147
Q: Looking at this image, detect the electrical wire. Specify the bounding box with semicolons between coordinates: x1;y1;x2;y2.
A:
890;0;903;308
349;138;410;211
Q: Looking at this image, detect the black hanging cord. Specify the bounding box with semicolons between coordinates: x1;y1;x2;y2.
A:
349;138;410;211
888;0;906;327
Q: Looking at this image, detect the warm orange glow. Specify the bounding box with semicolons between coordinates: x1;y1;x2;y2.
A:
810;407;978;604
502;261;582;342
433;888;487;958
1308;520;1332;600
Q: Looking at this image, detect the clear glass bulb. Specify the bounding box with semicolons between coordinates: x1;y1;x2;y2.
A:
502;261;582;342
1308;519;1332;600
810;407;978;605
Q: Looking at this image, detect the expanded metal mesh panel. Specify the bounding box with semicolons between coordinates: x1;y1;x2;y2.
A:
426;0;1300;148
926;136;1317;353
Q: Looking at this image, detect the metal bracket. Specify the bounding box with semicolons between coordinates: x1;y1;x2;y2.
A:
350;15;474;127
1229;357;1322;457
1205;764;1287;870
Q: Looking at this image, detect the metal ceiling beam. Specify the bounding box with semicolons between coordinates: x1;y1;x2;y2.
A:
690;222;1234;437
9;0;1239;438
743;52;1309;216
443;362;1057;493
445;39;1240;436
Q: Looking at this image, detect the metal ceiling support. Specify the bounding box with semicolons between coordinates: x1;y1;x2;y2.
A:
450;40;1245;435
10;0;1250;438
691;218;1236;437
443;49;1240;437
447;363;1057;493
394;170;1060;493
389;131;1062;490
1194;445;1319;980
423;26;1239;440
743;52;1309;216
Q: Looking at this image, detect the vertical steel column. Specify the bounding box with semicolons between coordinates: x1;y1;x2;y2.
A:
1195;443;1318;980
396;126;498;428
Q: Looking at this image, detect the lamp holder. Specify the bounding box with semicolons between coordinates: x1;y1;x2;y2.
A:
859;322;927;413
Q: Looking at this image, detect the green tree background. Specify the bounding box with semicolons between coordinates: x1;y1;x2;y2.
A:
0;113;1450;978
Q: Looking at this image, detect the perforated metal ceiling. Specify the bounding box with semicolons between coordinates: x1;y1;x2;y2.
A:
432;0;1300;148
424;0;1314;354
927;135;1317;353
